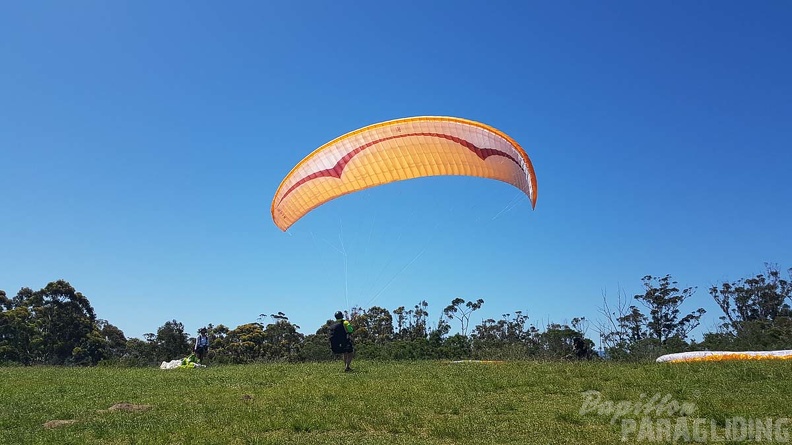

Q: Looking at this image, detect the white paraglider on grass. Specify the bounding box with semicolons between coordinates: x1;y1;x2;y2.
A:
656;350;792;363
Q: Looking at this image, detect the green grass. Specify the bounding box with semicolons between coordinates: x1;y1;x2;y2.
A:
1;360;791;444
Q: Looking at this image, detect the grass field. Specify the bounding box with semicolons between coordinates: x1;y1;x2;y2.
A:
2;359;791;444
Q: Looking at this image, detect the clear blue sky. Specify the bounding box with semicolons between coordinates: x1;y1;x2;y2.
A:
2;1;790;343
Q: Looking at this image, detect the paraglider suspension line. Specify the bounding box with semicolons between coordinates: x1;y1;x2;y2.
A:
340;218;349;312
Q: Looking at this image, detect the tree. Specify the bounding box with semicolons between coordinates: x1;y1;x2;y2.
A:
409;300;430;340
537;322;584;359
0;290;35;364
123;337;157;366
154;320;191;362
710;264;791;333
393;306;407;337
596;286;638;354
97;319;128;359
258;313;304;361
470;311;536;359
443;298;484;336
393;301;432;340
28;280;98;364
597;276;705;360
471;311;532;346
634;275;705;344
349;306;394;345
224;323;266;363
705;264;792;349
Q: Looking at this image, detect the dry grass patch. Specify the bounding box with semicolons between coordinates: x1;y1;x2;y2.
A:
43;419;78;429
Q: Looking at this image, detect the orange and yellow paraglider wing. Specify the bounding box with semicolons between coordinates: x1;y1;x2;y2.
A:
271;116;537;231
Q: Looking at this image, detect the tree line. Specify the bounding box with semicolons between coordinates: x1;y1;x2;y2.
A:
1;263;789;366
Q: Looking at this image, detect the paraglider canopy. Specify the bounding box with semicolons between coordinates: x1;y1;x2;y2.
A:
656;350;792;363
271;116;538;232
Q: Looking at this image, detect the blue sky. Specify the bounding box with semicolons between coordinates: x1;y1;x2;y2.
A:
2;1;790;343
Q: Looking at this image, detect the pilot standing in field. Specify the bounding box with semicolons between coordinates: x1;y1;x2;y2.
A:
194;327;210;364
329;311;355;372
